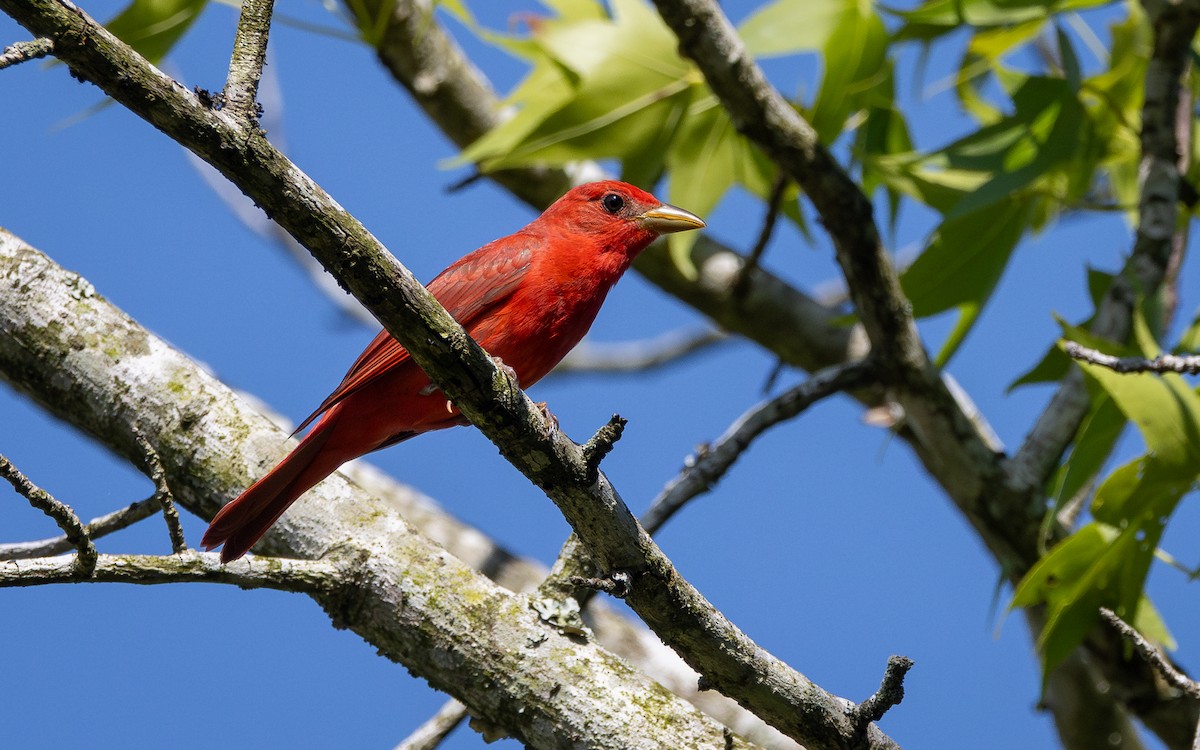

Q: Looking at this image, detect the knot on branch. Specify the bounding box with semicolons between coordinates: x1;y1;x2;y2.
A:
569;569;632;599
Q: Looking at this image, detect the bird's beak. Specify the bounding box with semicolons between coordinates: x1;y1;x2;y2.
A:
637;203;706;234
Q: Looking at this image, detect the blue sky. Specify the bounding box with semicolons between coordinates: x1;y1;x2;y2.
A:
2;2;1197;748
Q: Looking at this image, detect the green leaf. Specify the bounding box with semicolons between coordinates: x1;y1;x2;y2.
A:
1091;456;1194;525
901;196;1031;318
1009;342;1071;391
1048;393;1125;515
454;0;691;169
863;152;989;213
456;0;793;260
809;1;889;141
1055;22;1082;92
930;301;980;367
1078;347;1200;468
1008;278;1113;391
1178;308;1200;352
890;0;1111;42
663;94;801;277
1018;310;1200;674
1013;520;1161;673
454;1;694;170
103;0;207;63
953;18;1046;125
942;77;1085;220
1132;595;1176;652
738;0;847;58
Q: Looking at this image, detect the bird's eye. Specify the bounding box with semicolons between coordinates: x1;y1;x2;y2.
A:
601;193;625;214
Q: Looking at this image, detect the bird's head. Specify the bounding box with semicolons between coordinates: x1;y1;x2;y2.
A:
537;181;705;257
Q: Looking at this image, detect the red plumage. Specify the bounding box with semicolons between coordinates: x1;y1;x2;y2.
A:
201;181;704;561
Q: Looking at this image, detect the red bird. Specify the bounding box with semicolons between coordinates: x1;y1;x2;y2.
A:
202;181;704;561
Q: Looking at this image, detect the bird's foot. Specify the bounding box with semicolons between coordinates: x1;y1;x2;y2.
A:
535;401;560;436
490;355;520;385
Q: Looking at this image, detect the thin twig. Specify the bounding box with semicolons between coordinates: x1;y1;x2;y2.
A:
222;0;275;122
134;430;187;553
0;37;52;69
393;697;469;750
580;415;627;485
1064;341;1200;375
642;358;875;534
733;174;789;300
850;656;914;733
0;453;96;573
1099;608;1200;699
0;497;159;560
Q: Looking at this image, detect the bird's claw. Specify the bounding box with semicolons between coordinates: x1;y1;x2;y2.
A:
490;355;520;385
535;401;560;436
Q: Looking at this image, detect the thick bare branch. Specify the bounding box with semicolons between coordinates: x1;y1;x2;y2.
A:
0;550;337;590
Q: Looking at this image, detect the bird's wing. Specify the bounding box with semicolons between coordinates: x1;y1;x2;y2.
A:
291;238;535;435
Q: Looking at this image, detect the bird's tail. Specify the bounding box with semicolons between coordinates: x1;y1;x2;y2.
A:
201;418;342;562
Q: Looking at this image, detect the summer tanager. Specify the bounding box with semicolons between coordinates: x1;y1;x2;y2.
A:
201;181;704;561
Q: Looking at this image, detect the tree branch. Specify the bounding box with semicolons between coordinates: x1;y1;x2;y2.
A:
222;0;274;122
0;36;51;69
125;429;187;553
393;698;468;750
1065;341;1200;375
0;453;96;573
850;657;914;735
1101;609;1199;699
643;358;875;535
0;550;337;590
734;174;789;301
0;497;159;560
646;2;1197;747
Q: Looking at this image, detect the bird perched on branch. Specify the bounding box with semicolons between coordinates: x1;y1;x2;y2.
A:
202;180;705;561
